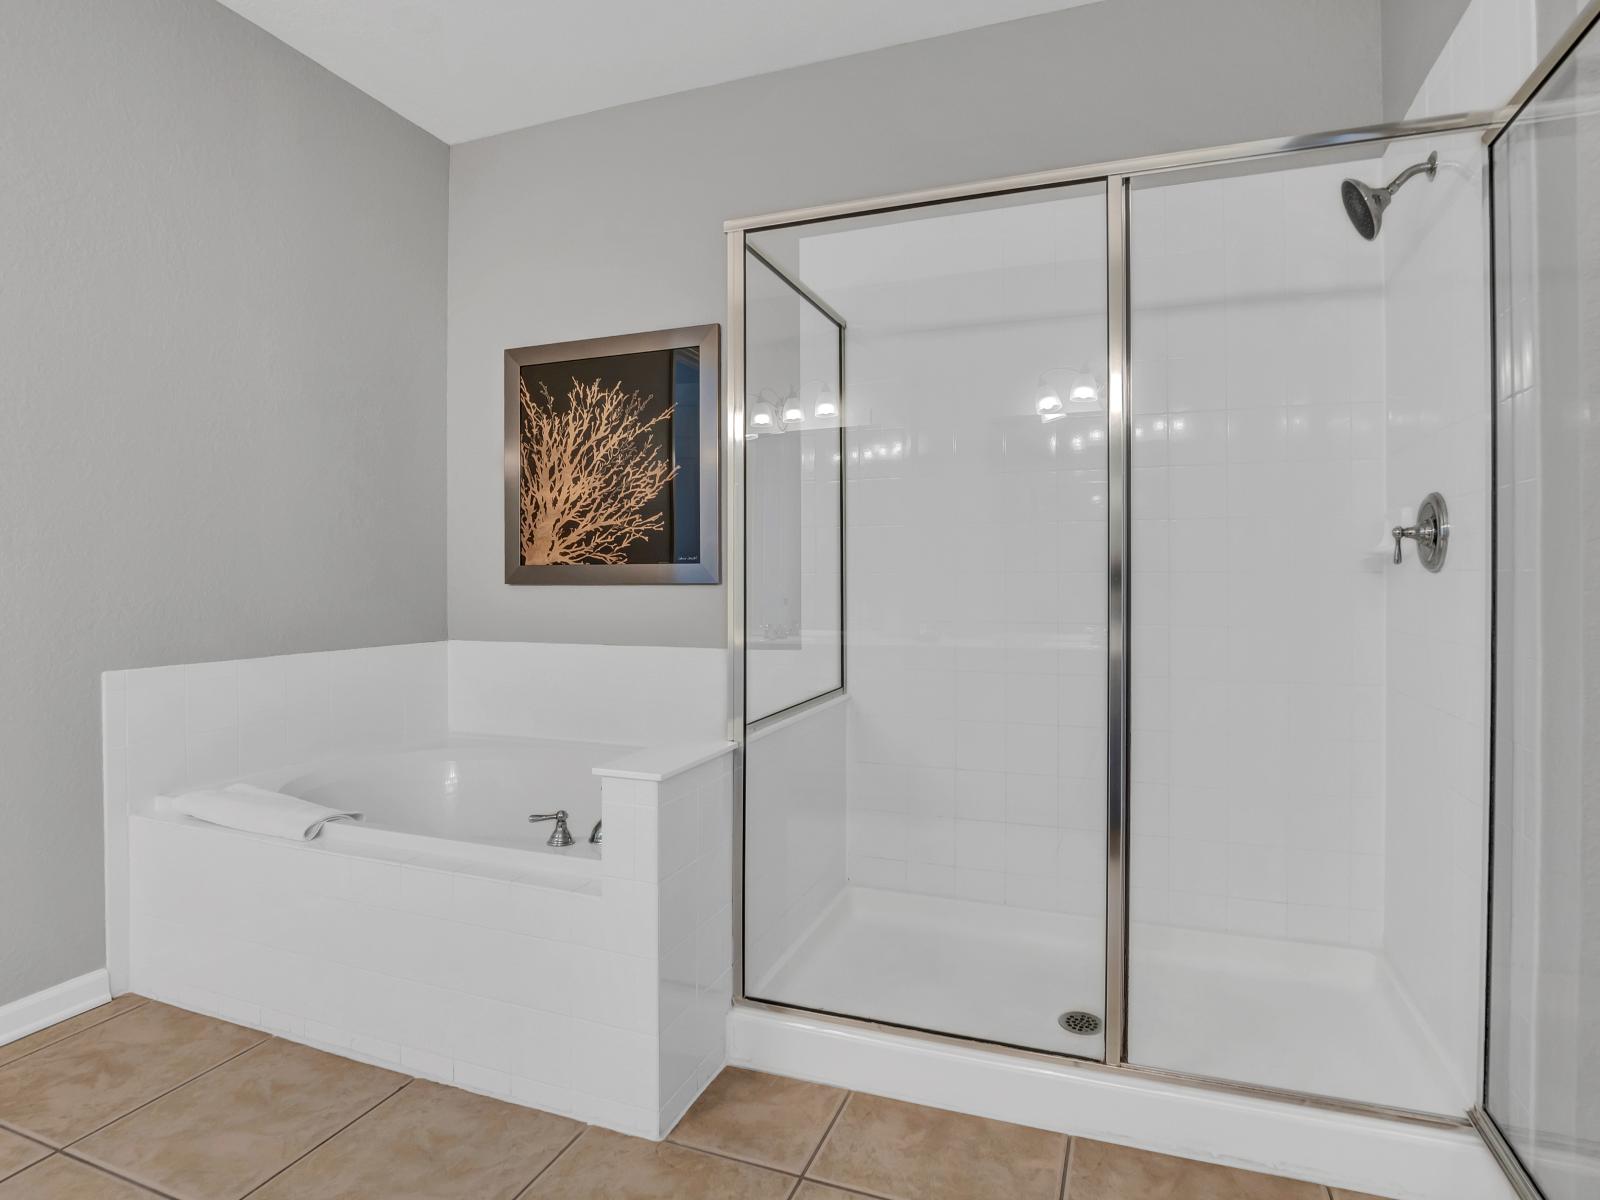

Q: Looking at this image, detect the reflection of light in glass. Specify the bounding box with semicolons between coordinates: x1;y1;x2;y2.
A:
1090;429;1103;442
784;404;805;424
1071;436;1084;451
1171;419;1186;432
1069;372;1100;405
814;388;837;418
891;442;903;457
862;448;874;460
1153;418;1166;432
1036;390;1064;417
749;409;772;428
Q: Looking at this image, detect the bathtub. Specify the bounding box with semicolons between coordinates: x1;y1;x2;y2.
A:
125;731;737;1138
243;736;635;869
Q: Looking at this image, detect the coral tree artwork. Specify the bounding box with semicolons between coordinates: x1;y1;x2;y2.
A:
505;325;718;584
518;375;677;565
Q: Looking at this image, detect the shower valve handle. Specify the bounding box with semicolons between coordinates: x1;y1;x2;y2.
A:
1390;492;1449;572
1390;524;1415;564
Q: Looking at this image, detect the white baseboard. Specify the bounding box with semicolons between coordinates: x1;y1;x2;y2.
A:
0;970;112;1048
728;1007;1517;1200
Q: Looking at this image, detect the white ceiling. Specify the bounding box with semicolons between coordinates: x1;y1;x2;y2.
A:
214;0;1110;144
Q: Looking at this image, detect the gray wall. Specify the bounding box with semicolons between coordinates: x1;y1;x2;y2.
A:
0;0;448;1004
447;0;1386;649
1380;0;1473;118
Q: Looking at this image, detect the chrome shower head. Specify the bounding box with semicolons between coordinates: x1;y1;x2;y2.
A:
1340;151;1438;240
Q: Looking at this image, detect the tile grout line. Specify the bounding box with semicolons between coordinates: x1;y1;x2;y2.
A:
0;997;151;1073
1060;1134;1075;1200
52;1150;187;1200
797;1088;853;1182
511;1120;590;1198
55;1033;276;1155
234;1076;415;1199
1;1027;272;1156
655;1134;804;1181
0;1140;51;1190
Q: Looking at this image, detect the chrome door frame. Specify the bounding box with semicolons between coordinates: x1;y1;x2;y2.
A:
725;108;1505;1133
1472;4;1600;1198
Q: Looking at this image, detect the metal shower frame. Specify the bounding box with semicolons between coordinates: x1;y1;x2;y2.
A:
721;4;1600;1186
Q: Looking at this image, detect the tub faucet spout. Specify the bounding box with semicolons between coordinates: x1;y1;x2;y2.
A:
589;819;603;845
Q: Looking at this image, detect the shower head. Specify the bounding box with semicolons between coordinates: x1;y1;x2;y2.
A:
1340;151;1438;240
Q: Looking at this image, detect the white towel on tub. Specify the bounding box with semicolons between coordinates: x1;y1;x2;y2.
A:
162;784;361;841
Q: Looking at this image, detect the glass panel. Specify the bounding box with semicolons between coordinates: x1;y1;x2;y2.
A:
745;252;843;721
741;183;1110;1056
1124;134;1489;1114
1487;16;1600;1198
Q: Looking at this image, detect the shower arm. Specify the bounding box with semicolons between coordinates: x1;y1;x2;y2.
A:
1384;156;1437;195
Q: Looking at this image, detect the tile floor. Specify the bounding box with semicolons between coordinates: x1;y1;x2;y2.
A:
0;996;1394;1199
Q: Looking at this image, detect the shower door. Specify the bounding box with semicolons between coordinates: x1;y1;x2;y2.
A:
737;183;1112;1057
1120;130;1494;1117
1483;12;1600;1198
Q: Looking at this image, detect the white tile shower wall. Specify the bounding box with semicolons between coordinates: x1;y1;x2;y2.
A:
448;641;728;745
1128;160;1390;948
103;642;448;990
743;697;848;990
828;192;1110;917
127;750;734;1139
1376;0;1545;1099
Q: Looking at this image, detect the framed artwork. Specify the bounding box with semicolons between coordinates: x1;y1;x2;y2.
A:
503;324;720;584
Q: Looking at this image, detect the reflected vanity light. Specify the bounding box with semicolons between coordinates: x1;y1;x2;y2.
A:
1069;371;1101;405
748;390;778;435
814;387;838;419
1036;368;1102;423
784;403;806;424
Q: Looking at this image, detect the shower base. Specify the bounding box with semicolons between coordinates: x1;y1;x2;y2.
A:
753;885;1463;1116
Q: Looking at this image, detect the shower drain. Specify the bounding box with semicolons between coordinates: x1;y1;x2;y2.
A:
1057;1010;1102;1036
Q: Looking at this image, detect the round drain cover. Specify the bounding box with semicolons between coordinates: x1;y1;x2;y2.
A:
1057;1010;1102;1036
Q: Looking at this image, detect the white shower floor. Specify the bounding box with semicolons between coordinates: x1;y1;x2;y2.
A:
755;886;1465;1116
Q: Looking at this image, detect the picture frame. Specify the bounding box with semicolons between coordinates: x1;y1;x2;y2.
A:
503;324;720;584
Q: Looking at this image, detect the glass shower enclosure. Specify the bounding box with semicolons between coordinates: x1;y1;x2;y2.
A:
728;10;1600;1189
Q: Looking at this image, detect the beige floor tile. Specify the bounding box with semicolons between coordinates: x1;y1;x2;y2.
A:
520;1127;795;1200
0;1002;266;1147
0;996;149;1070
73;1037;406;1200
669;1068;846;1173
250;1079;583;1200
809;1093;1066;1200
1331;1191;1393;1200
0;1128;48;1182
0;1156;162;1198
1068;1139;1327;1199
793;1185;873;1200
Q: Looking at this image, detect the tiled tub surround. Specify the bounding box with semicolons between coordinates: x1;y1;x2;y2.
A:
105;640;736;1139
103;643;451;995
127;744;734;1139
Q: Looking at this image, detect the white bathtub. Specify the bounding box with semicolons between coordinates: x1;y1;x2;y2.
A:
126;728;737;1139
247;736;635;868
